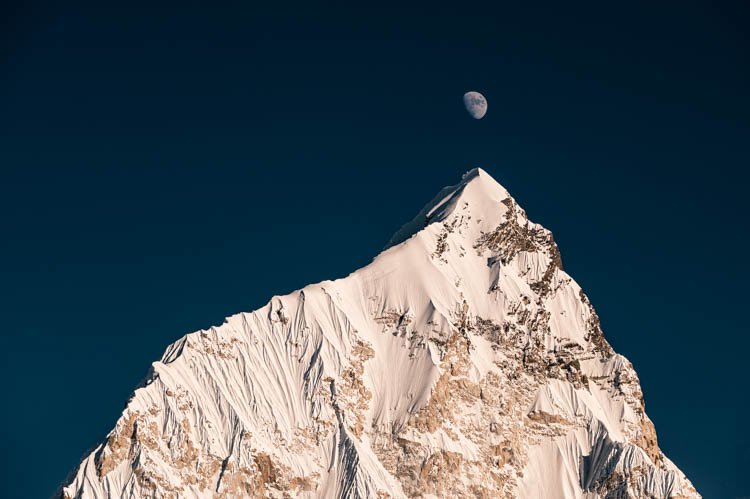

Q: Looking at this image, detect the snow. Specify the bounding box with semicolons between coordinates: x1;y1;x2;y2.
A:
58;168;699;498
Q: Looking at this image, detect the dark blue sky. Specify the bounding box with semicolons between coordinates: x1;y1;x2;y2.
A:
2;2;748;497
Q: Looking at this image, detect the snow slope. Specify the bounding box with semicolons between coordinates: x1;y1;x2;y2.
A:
59;168;699;498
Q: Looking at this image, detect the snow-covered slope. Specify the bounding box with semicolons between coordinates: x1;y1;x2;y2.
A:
59;168;699;498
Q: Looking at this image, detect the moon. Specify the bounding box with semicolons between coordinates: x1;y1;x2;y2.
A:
463;91;487;119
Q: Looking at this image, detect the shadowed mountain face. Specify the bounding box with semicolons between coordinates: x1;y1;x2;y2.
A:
59;169;699;498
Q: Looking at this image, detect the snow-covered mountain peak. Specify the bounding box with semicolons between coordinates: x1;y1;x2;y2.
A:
59;169;699;498
385;167;511;250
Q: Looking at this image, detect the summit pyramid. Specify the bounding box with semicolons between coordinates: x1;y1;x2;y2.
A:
59;169;699;498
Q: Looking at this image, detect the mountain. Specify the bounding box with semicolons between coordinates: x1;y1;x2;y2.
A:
58;168;699;498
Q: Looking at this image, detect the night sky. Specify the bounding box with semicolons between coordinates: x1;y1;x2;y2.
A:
2;2;748;497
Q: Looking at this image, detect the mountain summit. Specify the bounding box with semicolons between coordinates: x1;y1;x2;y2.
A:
59;169;699;498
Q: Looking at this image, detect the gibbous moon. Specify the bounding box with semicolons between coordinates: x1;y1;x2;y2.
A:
463;91;487;119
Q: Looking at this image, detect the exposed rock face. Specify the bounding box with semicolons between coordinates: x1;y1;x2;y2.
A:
58;169;699;498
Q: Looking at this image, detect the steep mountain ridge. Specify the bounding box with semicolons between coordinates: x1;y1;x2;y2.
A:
59;168;699;498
